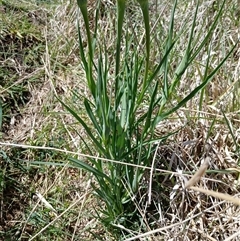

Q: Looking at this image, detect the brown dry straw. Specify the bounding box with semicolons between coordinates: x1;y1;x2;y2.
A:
185;157;210;189
185;156;240;206
189;186;240;206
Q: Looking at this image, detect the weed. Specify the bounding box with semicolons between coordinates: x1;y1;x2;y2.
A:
0;0;239;240
61;0;238;238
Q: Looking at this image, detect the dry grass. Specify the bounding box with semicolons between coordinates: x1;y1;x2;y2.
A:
0;0;240;240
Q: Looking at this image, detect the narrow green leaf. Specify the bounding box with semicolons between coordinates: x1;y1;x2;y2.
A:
84;99;102;136
163;0;177;98
199;43;211;114
69;157;111;181
173;0;199;79
189;0;227;63
155;41;238;125
58;98;108;156
77;19;88;72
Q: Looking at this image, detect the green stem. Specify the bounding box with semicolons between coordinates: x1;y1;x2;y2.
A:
115;0;126;98
77;0;96;96
137;0;150;104
113;0;126;158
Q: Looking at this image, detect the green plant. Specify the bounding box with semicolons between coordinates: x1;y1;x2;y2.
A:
60;0;237;237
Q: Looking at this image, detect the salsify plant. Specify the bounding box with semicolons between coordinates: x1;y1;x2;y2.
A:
60;0;237;237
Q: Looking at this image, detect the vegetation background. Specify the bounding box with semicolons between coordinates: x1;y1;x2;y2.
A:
0;0;239;240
